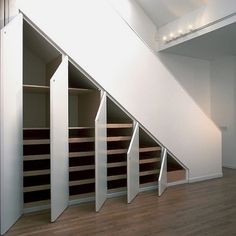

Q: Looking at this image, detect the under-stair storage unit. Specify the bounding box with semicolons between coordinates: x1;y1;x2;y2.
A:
68;63;100;205
139;128;161;190
1;13;191;235
106;98;133;196
23;20;70;223
167;154;187;184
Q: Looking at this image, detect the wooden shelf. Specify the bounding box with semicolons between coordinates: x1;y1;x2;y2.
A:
23;127;50;130
140;157;161;164
69;151;95;158
69;127;94;130
140;181;158;188
107;123;132;129
107;149;128;155
69;137;94;143
69;165;95;172
139;147;161;153
24;154;50;161
107;162;126;168
24;200;50;209
70;179;95;186
107;136;131;142
24;184;50;193
108;187;126;194
69;192;95;201
23;139;50;145
140;170;160;176
69;87;93;95
24;169;50;177
108;174;127;181
23;84;49;93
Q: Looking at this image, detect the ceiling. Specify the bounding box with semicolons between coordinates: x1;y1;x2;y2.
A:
162;21;236;60
135;0;209;28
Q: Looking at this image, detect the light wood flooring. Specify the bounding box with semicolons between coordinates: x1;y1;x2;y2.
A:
6;168;236;236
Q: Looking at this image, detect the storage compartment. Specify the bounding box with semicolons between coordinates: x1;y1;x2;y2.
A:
167;154;187;183
107;98;133;194
23;21;61;211
68;62;100;203
139;128;161;189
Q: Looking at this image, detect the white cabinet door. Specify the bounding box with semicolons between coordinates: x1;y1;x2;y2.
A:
158;148;167;196
95;93;107;212
50;56;69;222
127;123;139;203
0;14;23;235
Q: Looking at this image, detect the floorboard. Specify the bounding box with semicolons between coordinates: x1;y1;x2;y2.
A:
5;168;236;236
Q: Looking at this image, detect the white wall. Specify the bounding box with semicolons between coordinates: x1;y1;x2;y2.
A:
17;0;222;181
158;53;211;115
0;0;18;29
108;0;156;50
210;56;236;168
110;0;211;116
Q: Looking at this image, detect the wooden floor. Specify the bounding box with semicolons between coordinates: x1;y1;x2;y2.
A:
6;168;236;236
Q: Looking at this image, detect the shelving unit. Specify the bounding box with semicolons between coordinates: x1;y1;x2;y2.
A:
167;154;187;184
107;99;133;195
139;128;161;189
23;20;61;211
68;63;100;203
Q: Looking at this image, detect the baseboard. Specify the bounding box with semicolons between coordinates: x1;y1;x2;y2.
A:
107;191;126;199
167;180;188;187
222;165;236;169
69;197;95;206
23;204;50;214
189;172;223;183
139;185;158;192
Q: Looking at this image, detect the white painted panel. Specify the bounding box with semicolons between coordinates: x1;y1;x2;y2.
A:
158;148;167;196
0;14;23;235
95;93;107;212
50;56;69;222
127;123;139;203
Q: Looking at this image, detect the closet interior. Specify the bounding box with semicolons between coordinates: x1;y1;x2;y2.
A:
23;21;61;211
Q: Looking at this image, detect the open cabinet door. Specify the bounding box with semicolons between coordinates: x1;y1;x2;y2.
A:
158;148;167;196
127;123;139;203
0;14;23;235
95;93;107;212
50;56;69;222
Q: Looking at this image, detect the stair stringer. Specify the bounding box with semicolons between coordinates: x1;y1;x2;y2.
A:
18;0;222;182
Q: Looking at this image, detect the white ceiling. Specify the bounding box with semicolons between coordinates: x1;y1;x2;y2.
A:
135;0;209;28
162;21;236;60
